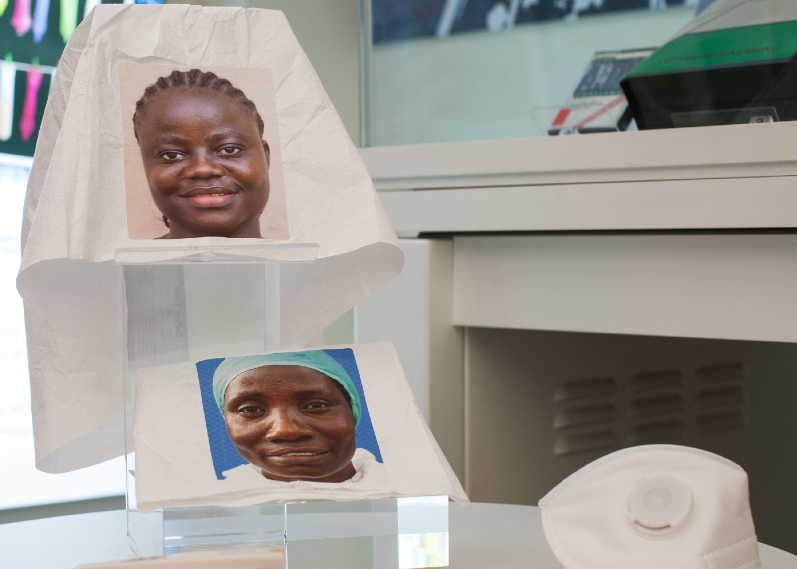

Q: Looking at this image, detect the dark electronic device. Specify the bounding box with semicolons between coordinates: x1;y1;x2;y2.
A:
621;20;797;129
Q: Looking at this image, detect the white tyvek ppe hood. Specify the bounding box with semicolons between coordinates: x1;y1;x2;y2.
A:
539;445;760;569
17;5;403;473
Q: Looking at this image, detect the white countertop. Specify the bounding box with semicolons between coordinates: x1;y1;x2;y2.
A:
0;503;794;569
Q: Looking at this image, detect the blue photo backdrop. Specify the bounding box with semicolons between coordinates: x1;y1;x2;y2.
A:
197;348;382;480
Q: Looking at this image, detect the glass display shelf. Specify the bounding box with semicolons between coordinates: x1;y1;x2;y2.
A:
126;466;449;569
115;243;320;265
364;1;697;145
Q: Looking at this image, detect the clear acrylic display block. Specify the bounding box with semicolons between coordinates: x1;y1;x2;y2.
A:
284;496;448;569
126;466;449;569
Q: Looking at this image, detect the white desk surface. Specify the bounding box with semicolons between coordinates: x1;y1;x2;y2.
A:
0;503;794;569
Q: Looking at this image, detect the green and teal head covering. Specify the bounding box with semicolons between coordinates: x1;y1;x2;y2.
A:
213;350;361;426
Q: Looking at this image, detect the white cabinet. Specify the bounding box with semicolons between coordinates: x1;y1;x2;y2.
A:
356;123;797;554
357;239;464;479
453;233;797;343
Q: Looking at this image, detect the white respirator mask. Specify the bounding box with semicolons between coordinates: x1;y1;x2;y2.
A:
539;445;760;569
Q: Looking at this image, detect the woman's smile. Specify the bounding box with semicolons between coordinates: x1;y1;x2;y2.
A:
181;186;241;207
265;449;331;465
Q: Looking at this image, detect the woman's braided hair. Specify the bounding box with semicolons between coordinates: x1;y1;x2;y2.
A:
132;69;265;141
133;69;266;229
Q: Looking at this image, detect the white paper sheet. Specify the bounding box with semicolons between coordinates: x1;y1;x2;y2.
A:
133;343;467;512
17;5;403;473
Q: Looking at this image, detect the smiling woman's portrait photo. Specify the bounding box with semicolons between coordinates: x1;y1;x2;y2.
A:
201;350;389;485
120;64;289;240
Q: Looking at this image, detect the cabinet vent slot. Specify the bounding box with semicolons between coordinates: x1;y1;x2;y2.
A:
630;420;684;443
694;362;746;434
553;404;618;429
697;410;746;433
696;362;746;385
553;430;618;456
697;385;745;410
632;369;682;392
631;394;682;418
554;377;616;402
551;361;748;457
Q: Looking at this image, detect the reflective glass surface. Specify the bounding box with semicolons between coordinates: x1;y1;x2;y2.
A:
363;0;761;145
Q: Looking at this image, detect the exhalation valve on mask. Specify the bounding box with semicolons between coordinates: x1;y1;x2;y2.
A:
627;473;692;535
539;444;761;569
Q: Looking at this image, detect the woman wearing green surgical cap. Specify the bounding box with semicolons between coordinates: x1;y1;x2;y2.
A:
214;351;388;484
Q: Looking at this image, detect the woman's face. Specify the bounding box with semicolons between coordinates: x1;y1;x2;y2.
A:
136;88;270;239
224;365;357;483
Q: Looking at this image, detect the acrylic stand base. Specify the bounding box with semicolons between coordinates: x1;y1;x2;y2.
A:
126;465;449;569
